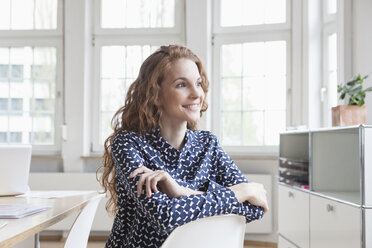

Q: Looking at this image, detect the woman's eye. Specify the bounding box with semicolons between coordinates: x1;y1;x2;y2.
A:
176;82;186;88
196;81;202;87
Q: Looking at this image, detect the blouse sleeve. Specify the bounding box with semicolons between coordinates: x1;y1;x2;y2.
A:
111;132;262;235
211;134;265;221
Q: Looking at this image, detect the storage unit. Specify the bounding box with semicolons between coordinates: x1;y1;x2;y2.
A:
278;125;372;248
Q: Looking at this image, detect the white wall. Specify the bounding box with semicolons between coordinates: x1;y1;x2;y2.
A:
353;0;372;124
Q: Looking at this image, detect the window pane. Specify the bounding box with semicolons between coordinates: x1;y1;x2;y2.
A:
0;116;8;133
101;111;114;145
264;110;285;145
101;0;125;28
265;41;286;75
221;0;243;27
35;0;57;29
220;41;286;145
10;132;22;143
9;115;31;143
243;42;265;76
101;79;125;111
10;98;23;111
221;0;286;27
243;77;265;110
33;47;57;79
101;0;175;28
31;114;53;144
243;111;264;145
99;45;158;144
221;44;242;77
327;0;337;14
222;112;242;145
265;0;286;24
0;0;57;30
222;78;242;111
328;33;337;108
0;98;8;111
0;83;9;98
11;0;34;29
265;76;286;110
0;0;11;29
0;132;6;142
0;46;57;145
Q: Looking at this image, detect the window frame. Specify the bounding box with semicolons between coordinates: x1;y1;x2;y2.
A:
0;0;63;154
91;0;185;152
211;0;292;156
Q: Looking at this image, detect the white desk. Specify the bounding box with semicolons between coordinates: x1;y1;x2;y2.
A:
0;191;100;248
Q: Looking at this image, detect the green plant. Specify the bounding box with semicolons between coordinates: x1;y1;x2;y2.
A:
337;74;372;106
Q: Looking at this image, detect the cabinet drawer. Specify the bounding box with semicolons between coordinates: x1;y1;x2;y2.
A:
278;185;309;248
278;235;298;248
310;194;361;248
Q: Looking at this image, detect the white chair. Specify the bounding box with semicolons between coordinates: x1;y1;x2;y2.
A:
161;214;246;248
64;194;104;248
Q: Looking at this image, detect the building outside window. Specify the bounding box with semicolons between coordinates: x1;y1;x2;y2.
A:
0;0;62;152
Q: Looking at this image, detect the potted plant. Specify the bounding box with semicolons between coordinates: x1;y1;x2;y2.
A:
332;74;372;126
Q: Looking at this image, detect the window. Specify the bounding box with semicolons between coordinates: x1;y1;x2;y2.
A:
92;0;184;151
0;0;58;30
322;0;338;126
0;0;62;151
213;0;290;151
99;45;159;144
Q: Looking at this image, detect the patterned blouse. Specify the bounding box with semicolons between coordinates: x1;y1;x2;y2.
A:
105;129;264;248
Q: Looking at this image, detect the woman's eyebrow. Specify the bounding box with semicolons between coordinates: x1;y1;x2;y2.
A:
171;77;202;84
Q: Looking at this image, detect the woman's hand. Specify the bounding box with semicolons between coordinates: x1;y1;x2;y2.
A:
229;182;269;213
129;166;192;198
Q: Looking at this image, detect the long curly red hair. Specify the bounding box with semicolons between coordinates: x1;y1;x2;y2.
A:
97;45;210;215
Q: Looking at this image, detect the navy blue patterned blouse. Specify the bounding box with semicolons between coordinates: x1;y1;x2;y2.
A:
105;129;264;248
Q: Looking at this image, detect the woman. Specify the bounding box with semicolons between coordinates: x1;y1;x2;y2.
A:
99;45;268;248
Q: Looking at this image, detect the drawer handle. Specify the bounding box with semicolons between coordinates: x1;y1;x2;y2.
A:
326;204;334;212
288;191;294;198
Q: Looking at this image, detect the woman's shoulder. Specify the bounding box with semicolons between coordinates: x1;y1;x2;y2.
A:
112;130;144;146
190;129;219;144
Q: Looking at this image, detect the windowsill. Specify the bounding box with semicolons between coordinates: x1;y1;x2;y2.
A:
223;145;279;160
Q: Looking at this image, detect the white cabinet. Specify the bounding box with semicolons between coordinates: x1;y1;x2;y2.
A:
278;185;309;248
310;194;360;248
278;126;372;248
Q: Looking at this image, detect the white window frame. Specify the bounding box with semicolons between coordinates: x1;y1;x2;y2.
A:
321;0;348;127
0;0;63;154
91;0;185;152
212;0;292;156
322;24;337;127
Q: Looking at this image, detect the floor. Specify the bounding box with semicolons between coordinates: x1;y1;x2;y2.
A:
40;240;275;248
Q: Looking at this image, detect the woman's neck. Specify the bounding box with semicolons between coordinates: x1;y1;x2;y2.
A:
160;122;187;150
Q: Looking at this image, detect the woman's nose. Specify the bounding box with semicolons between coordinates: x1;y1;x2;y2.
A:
189;85;202;98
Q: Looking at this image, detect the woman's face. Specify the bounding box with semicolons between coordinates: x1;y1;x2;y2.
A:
158;58;205;128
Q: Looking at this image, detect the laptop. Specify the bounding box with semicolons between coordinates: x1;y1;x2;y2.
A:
0;145;32;196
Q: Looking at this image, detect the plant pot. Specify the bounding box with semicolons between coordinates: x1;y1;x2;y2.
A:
332;105;366;126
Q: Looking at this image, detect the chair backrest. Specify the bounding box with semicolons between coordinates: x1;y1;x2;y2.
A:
161;214;246;248
64;194;104;248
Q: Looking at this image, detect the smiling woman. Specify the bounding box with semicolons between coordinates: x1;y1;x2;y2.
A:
98;45;268;248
